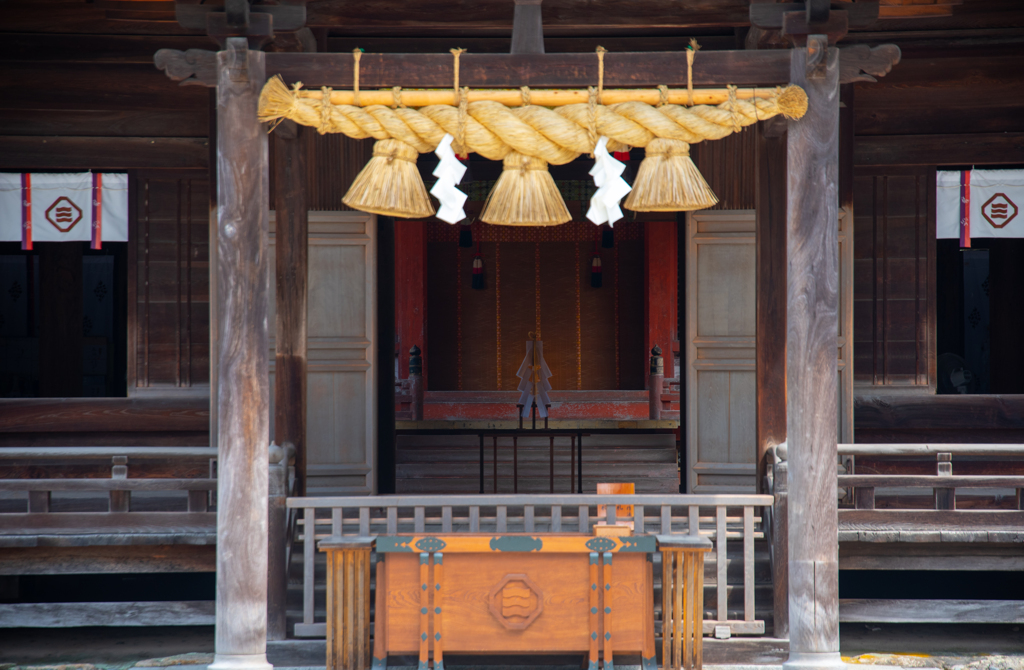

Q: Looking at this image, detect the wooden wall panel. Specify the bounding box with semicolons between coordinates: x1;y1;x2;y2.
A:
461;242;499;391
617;239;646;390
579;241;618;391
395;221;428;382
854;55;1024;137
692;129;757;211
536;242;578;391
852;169;935;390
425;243;460;390
269;133;373;211
424;221;643;391
131;174;210;392
499;243;538;390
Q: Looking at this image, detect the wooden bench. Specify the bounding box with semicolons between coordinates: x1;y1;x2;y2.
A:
0;446;218;627
835;444;1024;625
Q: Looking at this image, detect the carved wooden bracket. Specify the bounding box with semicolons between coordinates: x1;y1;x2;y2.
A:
154;48;218;87
838;44;902;84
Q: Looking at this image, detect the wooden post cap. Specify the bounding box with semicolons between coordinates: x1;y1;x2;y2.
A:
656;534;712;550
318;535;377;551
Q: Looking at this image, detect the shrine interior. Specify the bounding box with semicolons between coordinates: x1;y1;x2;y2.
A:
1;0;1024;658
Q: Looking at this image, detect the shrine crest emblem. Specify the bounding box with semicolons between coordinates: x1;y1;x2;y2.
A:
488;573;543;630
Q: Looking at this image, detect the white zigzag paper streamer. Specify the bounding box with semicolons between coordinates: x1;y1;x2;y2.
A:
430;134;468;224
586;136;632;226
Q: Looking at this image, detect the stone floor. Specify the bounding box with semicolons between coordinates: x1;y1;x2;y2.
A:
0;624;1022;670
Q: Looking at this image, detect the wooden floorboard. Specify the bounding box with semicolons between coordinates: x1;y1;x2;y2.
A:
839;599;1024;624
0;601;215;627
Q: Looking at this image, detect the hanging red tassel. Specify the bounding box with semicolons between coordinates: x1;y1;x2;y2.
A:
472;243;485;290
591;253;603;288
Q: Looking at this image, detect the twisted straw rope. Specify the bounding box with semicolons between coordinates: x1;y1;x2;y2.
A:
258;75;806;166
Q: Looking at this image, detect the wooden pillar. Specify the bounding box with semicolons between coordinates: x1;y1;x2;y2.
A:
273;119;308;494
644;220;678;383
783;41;841;670
756;120;788;498
270;119;307;639
209;38;271;670
395;220;428;384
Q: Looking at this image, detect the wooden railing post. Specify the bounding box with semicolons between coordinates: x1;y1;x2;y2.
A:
209;37;271;670
649;345;664;420
321;537;374;670
409;346;424;421
267;443;290;641
658;535;712;670
784;37;842;670
935;452;954;510
771;448;789;639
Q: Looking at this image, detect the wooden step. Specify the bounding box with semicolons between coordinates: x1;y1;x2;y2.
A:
397;462;678;479
396;476;680;494
397;446;677;464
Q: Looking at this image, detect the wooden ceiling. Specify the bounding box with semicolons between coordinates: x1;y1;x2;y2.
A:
4;0;1024;42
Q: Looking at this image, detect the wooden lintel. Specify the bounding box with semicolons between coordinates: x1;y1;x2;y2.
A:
156;47;900;89
265;50;795;87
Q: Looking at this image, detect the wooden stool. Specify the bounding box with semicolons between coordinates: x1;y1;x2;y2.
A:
657;535;712;670
320;536;375;670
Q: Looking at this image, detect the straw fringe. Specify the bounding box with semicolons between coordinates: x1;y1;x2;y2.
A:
480;153;571;227
342;139;435;219
623;138;718;212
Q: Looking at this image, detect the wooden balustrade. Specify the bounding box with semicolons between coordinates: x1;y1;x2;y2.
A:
287;494;771;641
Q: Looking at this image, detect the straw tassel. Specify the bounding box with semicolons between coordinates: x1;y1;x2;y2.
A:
623;138;718;212
341;139;435;219
481;152;571;227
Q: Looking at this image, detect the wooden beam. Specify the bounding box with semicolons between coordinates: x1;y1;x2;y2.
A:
0;601;215;628
213;38;271;668
265;50;795;88
0;136;208;170
755;123;787;497
854;394;1024;431
855;132;1024;166
0;397;208;433
272;119;308;496
0;109;207;138
0;545;216;575
305;0;752;31
839;599;1024;624
784;40;841;668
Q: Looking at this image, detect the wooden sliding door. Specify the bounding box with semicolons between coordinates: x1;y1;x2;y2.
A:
270;211;377;495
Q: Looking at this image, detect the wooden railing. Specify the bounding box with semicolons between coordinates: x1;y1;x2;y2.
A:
0;445;292;634
838;443;1024;514
286;493;772;639
0;447;219;526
